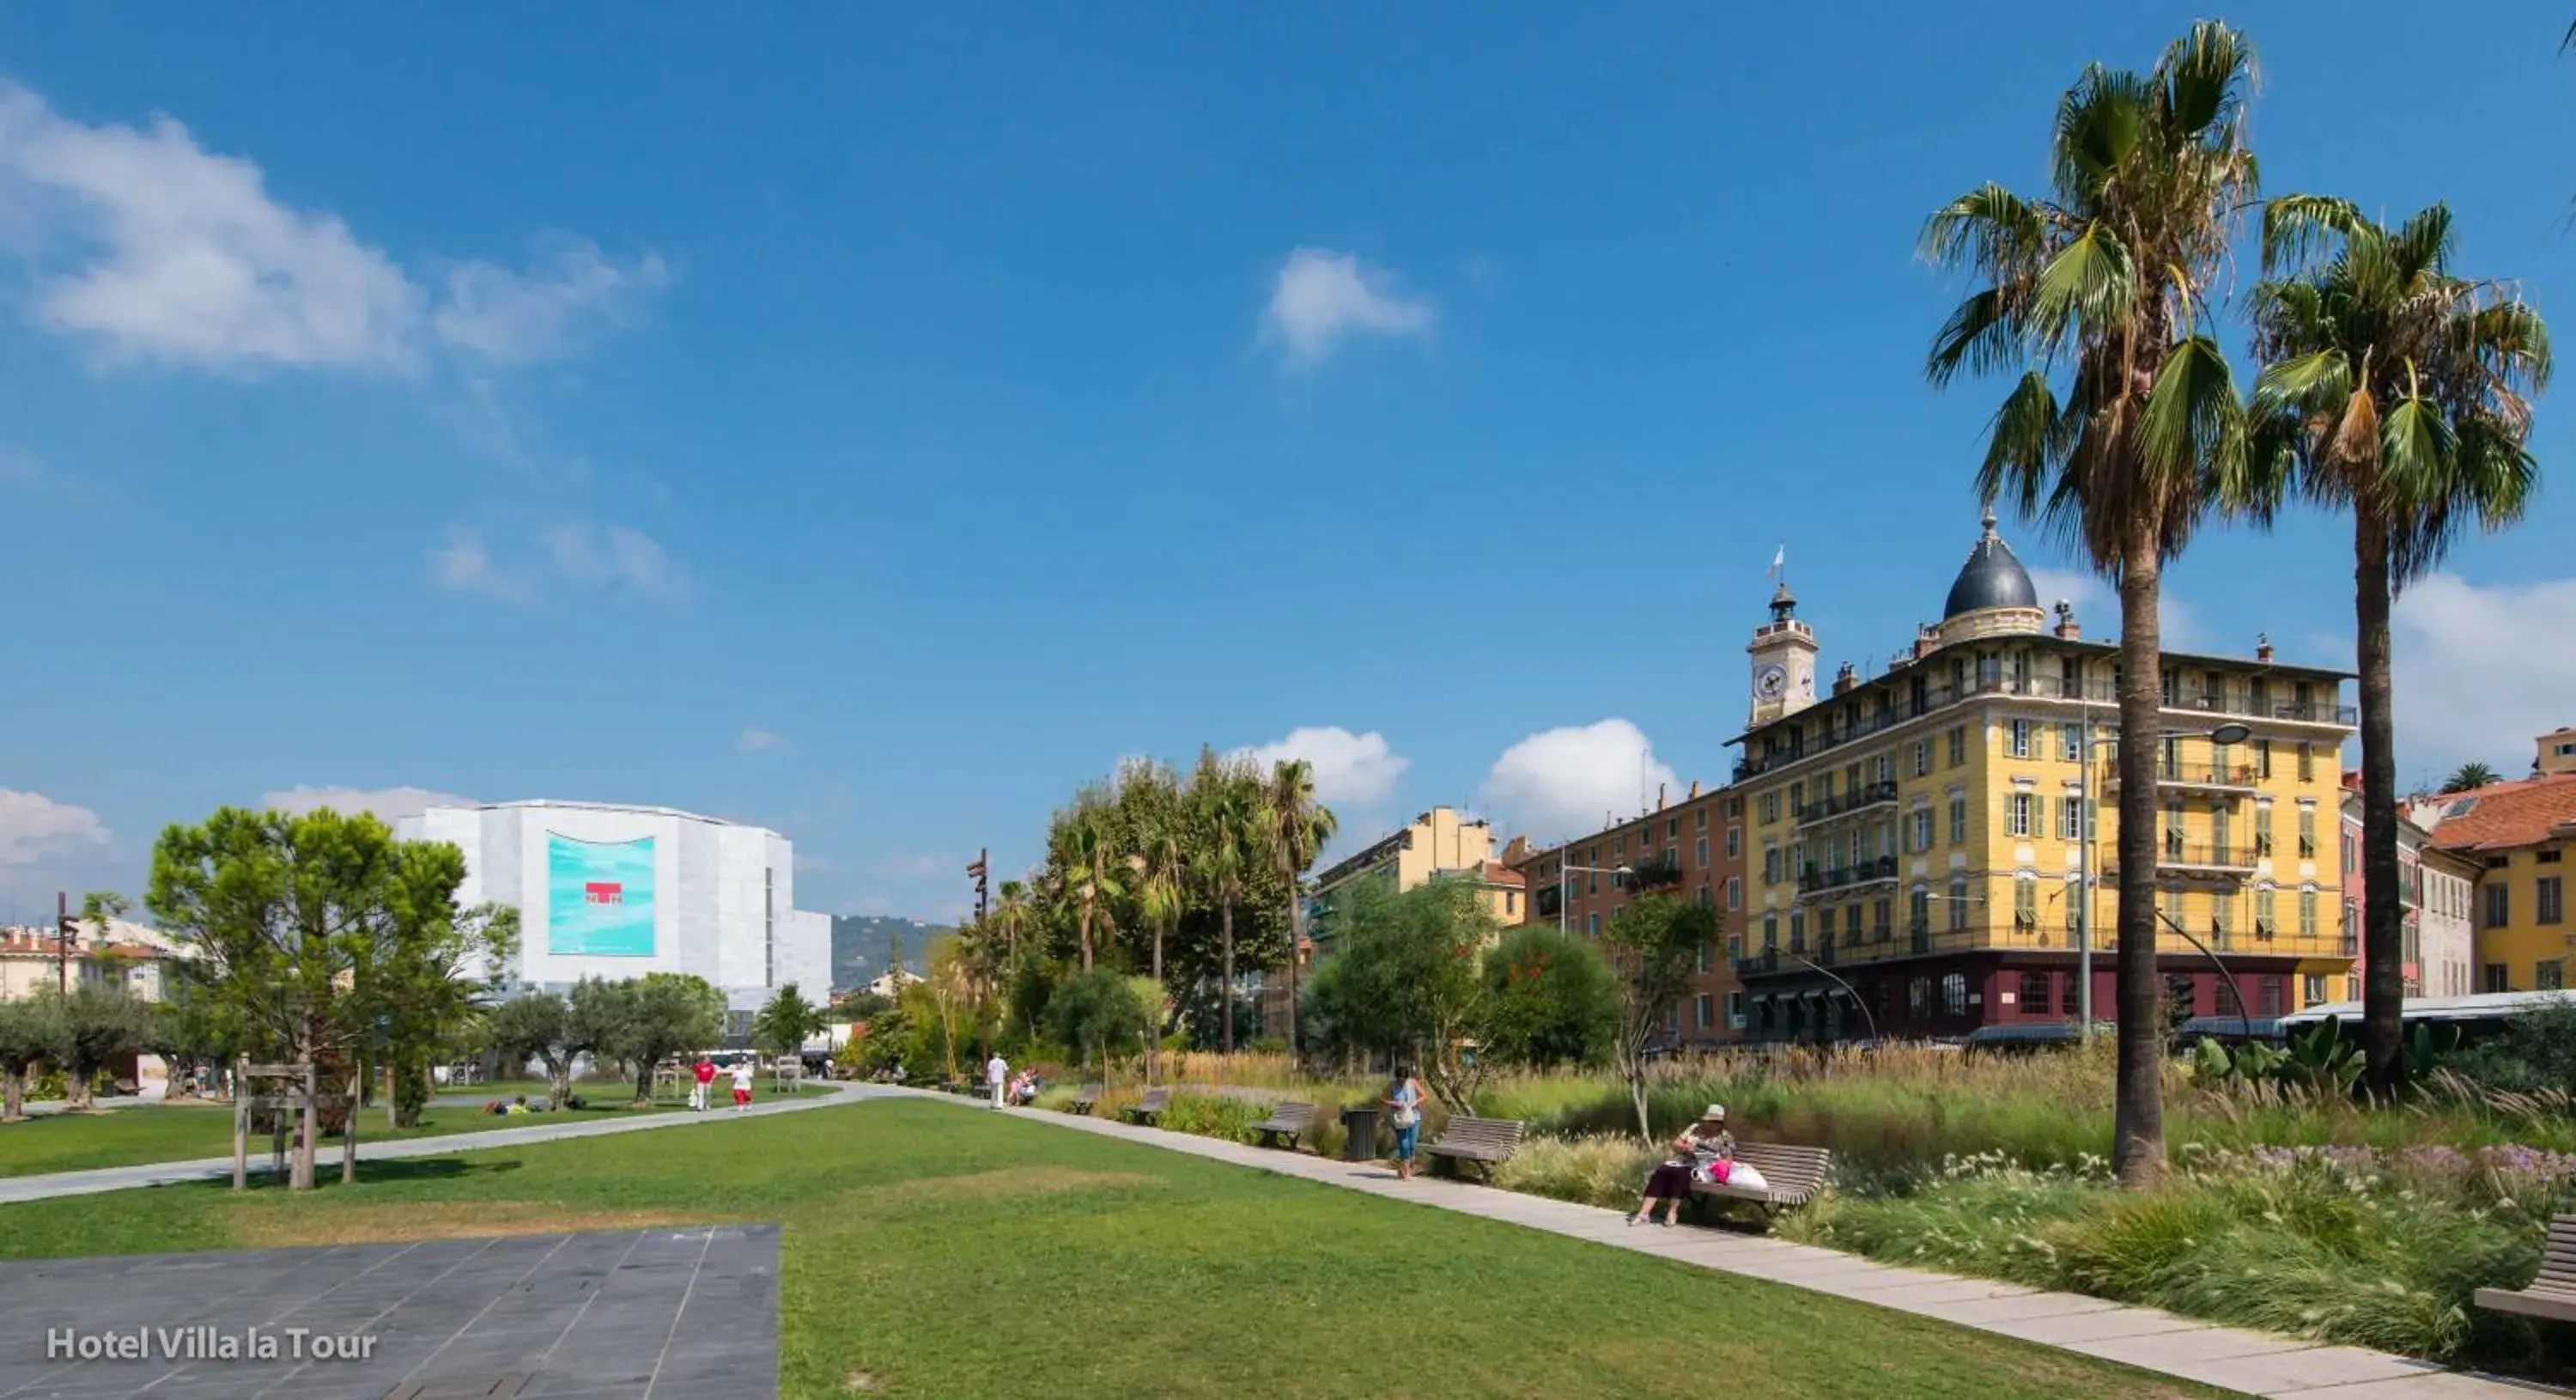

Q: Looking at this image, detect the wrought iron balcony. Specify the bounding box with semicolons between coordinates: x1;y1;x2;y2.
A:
1794;780;1902;828
2104;761;2261;794
1629;852;1685;890
1797;855;1900;893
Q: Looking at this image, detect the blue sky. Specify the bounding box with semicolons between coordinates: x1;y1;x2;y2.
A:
3;3;2571;924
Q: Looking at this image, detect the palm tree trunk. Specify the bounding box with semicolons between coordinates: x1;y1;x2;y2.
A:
1221;898;1236;1053
2112;525;2168;1190
2;1067;22;1123
1285;875;1302;1061
2355;517;2406;1093
1079;898;1094;972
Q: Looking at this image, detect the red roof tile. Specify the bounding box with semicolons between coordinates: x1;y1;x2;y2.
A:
2421;773;2576;853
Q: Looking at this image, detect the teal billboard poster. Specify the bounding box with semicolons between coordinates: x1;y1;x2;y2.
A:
547;834;657;956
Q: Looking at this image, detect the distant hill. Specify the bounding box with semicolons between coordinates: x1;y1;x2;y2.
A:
829;915;951;994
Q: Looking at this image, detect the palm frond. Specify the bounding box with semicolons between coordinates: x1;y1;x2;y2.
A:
2137;335;2245;485
2261;193;2363;274
2052;67;2150;204
2160;20;2258;139
1973;370;2062;520
2251;348;2352;417
2030;222;2136;349
1920;184;2051;275
2387;204;2456;281
1927;289;2026;387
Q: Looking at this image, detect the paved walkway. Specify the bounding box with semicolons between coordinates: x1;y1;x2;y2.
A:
903;1089;2549;1400
0;1082;867;1206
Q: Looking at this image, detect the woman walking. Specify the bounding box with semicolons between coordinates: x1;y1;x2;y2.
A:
1630;1105;1735;1227
1382;1063;1427;1180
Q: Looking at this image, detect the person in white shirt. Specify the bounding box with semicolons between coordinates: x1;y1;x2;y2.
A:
986;1051;1009;1109
729;1059;755;1112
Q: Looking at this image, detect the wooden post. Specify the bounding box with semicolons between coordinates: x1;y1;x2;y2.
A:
292;1063;317;1191
342;1068;359;1185
230;1055;248;1193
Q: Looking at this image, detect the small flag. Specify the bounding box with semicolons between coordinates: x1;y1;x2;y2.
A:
1769;545;1785;581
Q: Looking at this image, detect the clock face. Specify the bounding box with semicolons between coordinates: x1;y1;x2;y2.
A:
1756;664;1787;700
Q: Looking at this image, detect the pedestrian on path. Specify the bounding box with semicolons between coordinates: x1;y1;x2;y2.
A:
987;1050;1009;1109
1382;1063;1426;1179
691;1056;716;1112
730;1059;755;1111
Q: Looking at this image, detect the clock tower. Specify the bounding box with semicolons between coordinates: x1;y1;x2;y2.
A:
1747;582;1819;727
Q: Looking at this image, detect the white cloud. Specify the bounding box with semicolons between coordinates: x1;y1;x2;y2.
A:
2028;568;2207;652
0;788;110;867
430;527;533;603
738;727;785;754
258;785;475;823
1479;719;1680;843
1233;726;1411;807
431;237;670;365
0;79;661;374
2391;574;2576;779
1260;247;1432;368
542;520;690;602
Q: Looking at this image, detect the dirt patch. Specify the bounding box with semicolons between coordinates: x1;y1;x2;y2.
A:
877;1167;1160;1204
228;1201;724;1248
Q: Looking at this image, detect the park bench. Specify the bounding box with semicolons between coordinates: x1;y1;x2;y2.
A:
1425;1115;1525;1182
1689;1141;1834;1226
2476;1214;2576;1323
1251;1100;1316;1151
1121;1087;1173;1126
1069;1083;1103;1115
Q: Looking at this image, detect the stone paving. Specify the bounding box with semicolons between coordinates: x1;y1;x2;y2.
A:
914;1089;2555;1400
0;1084;866;1208
0;1225;778;1399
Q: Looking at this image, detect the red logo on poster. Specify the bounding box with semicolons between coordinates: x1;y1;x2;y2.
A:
585;881;623;905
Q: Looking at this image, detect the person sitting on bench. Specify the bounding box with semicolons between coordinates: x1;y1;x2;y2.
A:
1629;1105;1735;1227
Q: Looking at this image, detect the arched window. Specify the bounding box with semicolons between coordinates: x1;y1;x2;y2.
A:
1941;972;1968;1017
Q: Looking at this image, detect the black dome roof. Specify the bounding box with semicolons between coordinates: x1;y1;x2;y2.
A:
1943;509;2039;618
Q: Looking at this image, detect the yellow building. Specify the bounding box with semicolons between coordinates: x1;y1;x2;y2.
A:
1264;807;1521;1039
2413;733;2576;991
1728;511;2358;1043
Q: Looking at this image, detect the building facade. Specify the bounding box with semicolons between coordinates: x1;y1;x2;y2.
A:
1729;512;2357;1043
2410;739;2576;993
0;926;172;1002
1506;781;1748;1047
2340;783;2472;1000
2417;844;2480;1000
1274;807;1518;1040
397;800;833;1017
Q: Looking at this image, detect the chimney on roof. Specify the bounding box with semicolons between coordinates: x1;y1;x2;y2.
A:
2257;633;2275;664
1832;661;1858;696
2053;600;2081;640
1656;782;1667;811
1688;779;1701;800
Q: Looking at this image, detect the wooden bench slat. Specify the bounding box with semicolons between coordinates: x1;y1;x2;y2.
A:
2474;1214;2576;1321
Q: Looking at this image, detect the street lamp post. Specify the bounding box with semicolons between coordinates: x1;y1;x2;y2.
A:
1558;863;1633;934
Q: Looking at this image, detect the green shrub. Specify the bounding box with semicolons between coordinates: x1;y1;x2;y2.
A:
1490;1134;1662;1210
1157;1094;1271;1144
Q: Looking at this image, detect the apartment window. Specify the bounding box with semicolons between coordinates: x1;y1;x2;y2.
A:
1948;879;1970;932
2057;797;2081;841
1589;871;1600;894
1817;906;1836;944
2256;740;2273;778
2541;961;2568;992
1695;807;1709;831
1763;913;1778;950
1909;888;1930;931
2342;831;2356;875
2006;792;2035;837
1726;991;1745;1027
2061;723;2083;763
2014;878;2038;931
2256;803;2275;856
1726;876;1742;911
2540;876;2566;926
2543;849;2566;864
1913;740;1931;777
2018;971;2050;1013
1941;972;1969;1017
1908;978;1930;1017
1507;891;1520;917
2259;977;2284;1019
2007;719;2032;758
1588;913;1601;936
1694;884;1714;910
1694;994;1715;1030
1726;826;1742;860
2297;807;2317;859
2062;972;2084;1015
2216;979;2244;1020
1697;940;1714;975
2485;883;2512;928
1759;792;1780;825
1911;808;1935;851
1789;911;1807;953
1948;793;1968;845
1727;934;1742;962
2297;743;2315;782
1948;726;1966;767
1873;897;1892;940
2162;668;2182;704
2299;889;2318;940
2485;964;2510;994
1696;836;1710;869
1615;836;1626;858
1726;795;1743;819
2303;973;2327;1007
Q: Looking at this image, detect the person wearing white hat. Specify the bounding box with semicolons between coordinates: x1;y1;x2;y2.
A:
1628;1104;1736;1227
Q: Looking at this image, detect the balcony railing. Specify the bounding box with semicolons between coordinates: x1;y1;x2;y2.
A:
2105;761;2260;791
1797;855;1900;893
1794;780;1902;827
1735;674;2355;782
2104;844;2257;878
1630;853;1685;890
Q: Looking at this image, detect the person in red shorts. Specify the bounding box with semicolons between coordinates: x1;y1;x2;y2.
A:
730;1057;755;1111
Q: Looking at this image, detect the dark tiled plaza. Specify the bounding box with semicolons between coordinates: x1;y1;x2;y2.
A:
0;1226;778;1399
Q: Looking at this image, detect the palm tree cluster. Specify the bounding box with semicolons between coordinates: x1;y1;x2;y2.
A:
1927;21;2548;1186
952;748;1337;1056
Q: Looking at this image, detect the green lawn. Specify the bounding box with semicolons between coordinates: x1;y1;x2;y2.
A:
0;1097;2229;1400
0;1081;823;1178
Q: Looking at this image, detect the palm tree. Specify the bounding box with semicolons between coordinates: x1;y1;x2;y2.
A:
991;879;1033;971
1131;824;1186;988
2443;762;2504;794
1199;782;1259;1052
1060;815;1126;972
1264;758;1337;1061
2252;198;2549;1092
1922;21;2269;1187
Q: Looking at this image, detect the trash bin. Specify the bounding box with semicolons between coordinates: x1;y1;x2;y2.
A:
1340;1105;1379;1162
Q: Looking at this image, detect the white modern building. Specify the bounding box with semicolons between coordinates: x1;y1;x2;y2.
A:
398;800;832;1020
